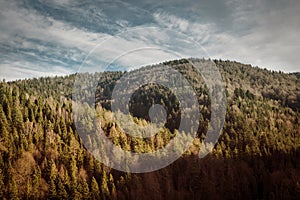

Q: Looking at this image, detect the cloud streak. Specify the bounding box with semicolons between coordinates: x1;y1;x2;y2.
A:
0;0;299;81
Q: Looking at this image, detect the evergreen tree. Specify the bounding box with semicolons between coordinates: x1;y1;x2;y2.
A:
32;166;41;199
91;177;100;200
109;173;117;200
0;169;5;199
2;95;12;122
80;178;90;200
25;179;32;200
11;97;24;131
8;178;19;200
47;159;58;199
0;105;10;147
101;171;110;199
56;176;68;199
48;177;57;199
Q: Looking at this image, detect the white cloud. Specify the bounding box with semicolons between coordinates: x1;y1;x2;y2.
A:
1;0;299;82
153;12;214;45
0;0;111;80
79;27;187;72
153;5;300;72
0;1;109;50
0;63;73;81
219;0;300;71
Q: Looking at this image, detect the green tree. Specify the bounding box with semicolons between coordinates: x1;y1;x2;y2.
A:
80;178;90;200
0;105;10;147
12;98;23;131
109;174;117;200
8;178;19;200
91;177;100;200
2;95;12;122
101;171;110;199
25;179;32;200
46;159;58;199
48;177;57;199
70;156;78;185
57;176;68;199
0;169;5;199
32;166;41;199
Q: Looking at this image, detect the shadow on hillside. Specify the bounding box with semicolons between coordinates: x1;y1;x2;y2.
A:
109;148;300;200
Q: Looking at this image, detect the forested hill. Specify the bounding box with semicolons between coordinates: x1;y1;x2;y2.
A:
0;59;300;199
6;59;300;111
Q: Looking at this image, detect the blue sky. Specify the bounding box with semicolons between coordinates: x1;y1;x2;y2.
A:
0;0;299;81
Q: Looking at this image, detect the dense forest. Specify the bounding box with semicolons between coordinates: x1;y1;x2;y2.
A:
0;59;300;199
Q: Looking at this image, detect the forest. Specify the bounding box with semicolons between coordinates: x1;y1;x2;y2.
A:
0;59;299;199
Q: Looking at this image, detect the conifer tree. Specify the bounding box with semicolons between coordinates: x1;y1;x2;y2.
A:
8;178;19;200
81;178;90;200
56;176;68;199
12;97;24;132
0;169;5;198
2;95;12;122
109;173;117;200
91;177;100;200
32;166;41;199
48;177;57;199
0;105;9;147
101;171;110;199
25;179;32;200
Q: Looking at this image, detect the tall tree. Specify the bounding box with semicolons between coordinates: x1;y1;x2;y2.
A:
101;171;110;199
0;169;5;199
56;176;68;199
0;105;9;147
8;178;19;200
91;177;100;200
11;97;23;132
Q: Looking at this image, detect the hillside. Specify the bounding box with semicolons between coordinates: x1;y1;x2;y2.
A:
0;59;300;199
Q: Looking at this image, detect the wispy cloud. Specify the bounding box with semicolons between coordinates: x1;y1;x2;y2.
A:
220;0;300;71
153;1;300;72
153;12;214;45
0;63;72;81
0;0;299;81
0;0;111;80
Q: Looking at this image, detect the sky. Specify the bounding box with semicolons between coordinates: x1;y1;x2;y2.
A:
0;0;300;81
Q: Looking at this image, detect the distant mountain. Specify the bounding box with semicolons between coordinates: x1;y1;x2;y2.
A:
0;59;299;199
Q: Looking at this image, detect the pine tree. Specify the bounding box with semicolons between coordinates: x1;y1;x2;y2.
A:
69;156;80;200
109;174;117;200
70;156;78;185
25;179;32;200
45;159;57;181
88;157;95;176
56;176;68;199
60;118;68;143
12;97;24;132
0;105;10;147
8;178;19;200
70;184;81;200
80;178;90;200
0;169;5;199
63;168;71;191
2;95;12;122
91;177;100;200
47;159;58;199
101;171;110;199
32;166;41;199
48;177;57;199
